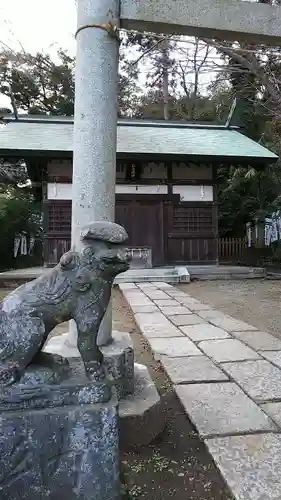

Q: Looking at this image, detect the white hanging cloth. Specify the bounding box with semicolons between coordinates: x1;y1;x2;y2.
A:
13;235;21;258
246;223;252;248
20;234;27;255
271;212;279;242
264;218;273;246
29;236;35;255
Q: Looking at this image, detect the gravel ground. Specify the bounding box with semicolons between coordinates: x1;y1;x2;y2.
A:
177;279;281;338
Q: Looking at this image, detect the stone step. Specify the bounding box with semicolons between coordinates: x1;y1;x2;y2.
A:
115;267;184;284
188;265;266;280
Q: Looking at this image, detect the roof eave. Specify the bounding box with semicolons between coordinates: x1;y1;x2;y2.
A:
0;148;277;164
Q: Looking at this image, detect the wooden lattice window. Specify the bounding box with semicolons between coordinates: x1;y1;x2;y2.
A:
48;203;71;232
173;206;213;233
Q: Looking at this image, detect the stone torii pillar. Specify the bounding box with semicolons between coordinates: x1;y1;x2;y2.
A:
66;0;120;349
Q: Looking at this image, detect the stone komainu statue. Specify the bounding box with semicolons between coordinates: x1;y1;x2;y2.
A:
0;221;130;387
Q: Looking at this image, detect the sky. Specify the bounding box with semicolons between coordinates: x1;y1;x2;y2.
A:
0;0;77;108
0;0;220;112
0;0;77;53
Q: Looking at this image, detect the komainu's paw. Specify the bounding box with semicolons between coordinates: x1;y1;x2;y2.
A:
0;364;20;387
85;361;106;382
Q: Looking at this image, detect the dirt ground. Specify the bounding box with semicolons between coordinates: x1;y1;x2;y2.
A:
177;279;281;338
113;288;233;500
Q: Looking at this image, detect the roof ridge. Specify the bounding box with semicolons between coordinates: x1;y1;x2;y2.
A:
0;115;239;130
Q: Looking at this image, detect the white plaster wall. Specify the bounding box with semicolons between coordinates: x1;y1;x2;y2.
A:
47;183;168;200
173;185;213;201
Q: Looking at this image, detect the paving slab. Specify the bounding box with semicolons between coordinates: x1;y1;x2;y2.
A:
166;290;187;297
160;306;192;316
134;312;182;338
130;305;159;314
206;434;281;500
197;309;232;321
261;402;281;427
223;359;281;403
137;283;157;289
144;290;170;300
198;339;260;363
169;314;205;326
149;337;201;358
232;330;281;351
119;282;137;290
153;282;173;289
179;300;213;312
153;299;180;307
175;383;276;438
260;350;281;368
123;293;152;307
161;356;229;384
198;311;258;332
180;324;230;341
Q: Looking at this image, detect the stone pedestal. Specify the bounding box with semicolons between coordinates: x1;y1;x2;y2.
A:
0;360;119;500
44;333;164;448
45;331;135;401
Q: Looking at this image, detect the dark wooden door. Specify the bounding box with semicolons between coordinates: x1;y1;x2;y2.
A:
115;197;165;266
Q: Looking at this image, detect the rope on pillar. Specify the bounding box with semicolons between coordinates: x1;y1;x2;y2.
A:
75;22;120;43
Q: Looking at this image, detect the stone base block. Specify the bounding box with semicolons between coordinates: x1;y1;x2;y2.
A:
44;331;134;401
0;387;119;499
118;363;164;449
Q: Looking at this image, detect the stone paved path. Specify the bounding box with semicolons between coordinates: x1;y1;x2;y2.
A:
120;281;281;500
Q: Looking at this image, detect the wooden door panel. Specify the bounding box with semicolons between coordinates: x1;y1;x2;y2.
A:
115;198;164;266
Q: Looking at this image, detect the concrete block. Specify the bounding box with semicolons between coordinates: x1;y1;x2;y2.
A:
175;383;276;438
161;356;228;384
180;324;230;341
198;339;260;363
206;434;281;500
175;266;190;283
149;337;201;358
223;359;281;403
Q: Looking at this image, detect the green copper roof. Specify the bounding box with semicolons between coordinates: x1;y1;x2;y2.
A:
0;118;277;161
